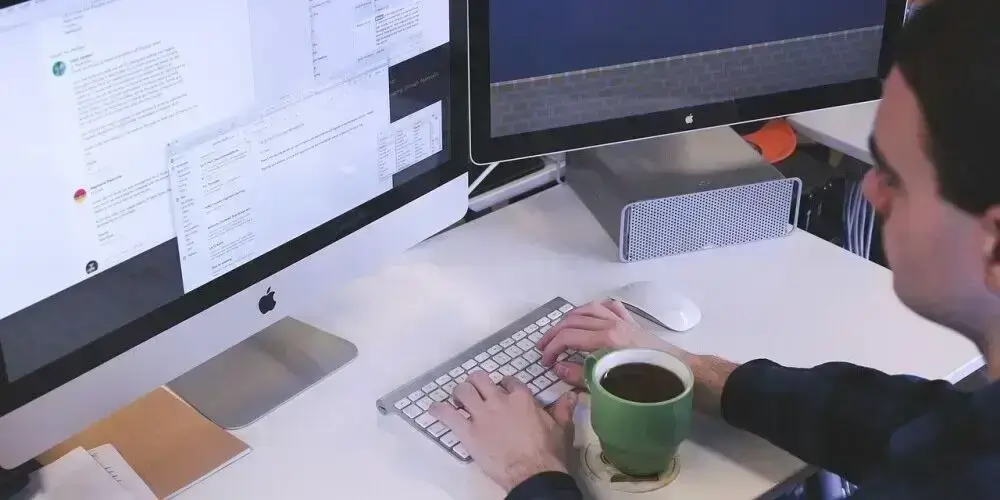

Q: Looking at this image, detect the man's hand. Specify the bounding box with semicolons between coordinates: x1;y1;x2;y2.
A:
539;299;735;415
537;299;679;386
429;372;578;492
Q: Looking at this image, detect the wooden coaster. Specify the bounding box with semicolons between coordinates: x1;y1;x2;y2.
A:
581;442;680;494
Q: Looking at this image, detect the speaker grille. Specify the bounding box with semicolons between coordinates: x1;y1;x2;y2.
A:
622;178;801;262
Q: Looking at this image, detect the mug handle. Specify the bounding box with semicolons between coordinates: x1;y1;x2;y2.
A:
584;349;611;392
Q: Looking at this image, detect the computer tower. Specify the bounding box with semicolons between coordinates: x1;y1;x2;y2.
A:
565;127;802;262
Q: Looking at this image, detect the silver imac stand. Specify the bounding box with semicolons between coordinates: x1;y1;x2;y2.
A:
167;317;358;429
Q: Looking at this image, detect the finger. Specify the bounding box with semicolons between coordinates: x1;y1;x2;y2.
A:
429;402;472;437
554;362;585;387
454;381;485;412
603;299;635;322
537;315;610;351
541;328;610;366
547;391;578;426
468;370;502;401
499;376;532;399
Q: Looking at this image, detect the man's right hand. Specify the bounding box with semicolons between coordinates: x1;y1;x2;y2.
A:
537;299;677;387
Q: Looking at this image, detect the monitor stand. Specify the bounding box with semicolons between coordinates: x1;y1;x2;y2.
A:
167;317;357;430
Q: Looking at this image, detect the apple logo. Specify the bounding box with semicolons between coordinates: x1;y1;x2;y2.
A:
684;114;695;125
258;287;277;315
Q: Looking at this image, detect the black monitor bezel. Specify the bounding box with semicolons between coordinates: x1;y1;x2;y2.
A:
468;0;907;164
0;0;468;417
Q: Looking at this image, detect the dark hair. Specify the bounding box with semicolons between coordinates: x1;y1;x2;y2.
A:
893;0;1000;215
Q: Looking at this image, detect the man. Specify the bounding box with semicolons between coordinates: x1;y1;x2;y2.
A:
430;1;1000;498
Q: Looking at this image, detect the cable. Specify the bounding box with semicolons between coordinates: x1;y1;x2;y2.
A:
468;162;501;195
864;197;876;260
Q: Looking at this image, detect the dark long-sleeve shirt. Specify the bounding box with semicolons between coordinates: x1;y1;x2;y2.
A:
506;359;1000;500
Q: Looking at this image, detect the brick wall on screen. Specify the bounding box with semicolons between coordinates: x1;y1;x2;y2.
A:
489;26;884;137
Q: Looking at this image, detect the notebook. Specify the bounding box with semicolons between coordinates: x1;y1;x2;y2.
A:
38;388;251;499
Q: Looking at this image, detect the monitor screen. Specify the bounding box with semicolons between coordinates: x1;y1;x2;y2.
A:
487;0;888;138
0;0;451;384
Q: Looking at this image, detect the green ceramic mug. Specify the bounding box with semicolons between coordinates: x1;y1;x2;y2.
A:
584;348;694;477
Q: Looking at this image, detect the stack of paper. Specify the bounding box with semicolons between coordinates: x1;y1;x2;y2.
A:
26;445;156;500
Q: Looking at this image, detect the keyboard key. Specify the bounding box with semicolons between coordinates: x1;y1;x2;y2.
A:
455;374;469;384
499;364;518;376
459;409;472;419
488;345;503;355
422;382;438;393
489;371;504;384
462;359;478;371
537;381;572;407
533;376;552;390
394;398;411;410
480;359;500;372
468;367;485;376
453;443;470;459
440;431;461;448
427;422;448;438
524;324;538;333
536;317;550;327
545;370;560;382
449;367;465;378
526;382;540;395
415;413;437;428
430;389;449;402
475;352;490;363
512;330;527;341
408;390;424;402
417;397;434;411
523;350;541;363
528;332;544;343
510;357;530;371
443;381;458;394
559;304;574;313
547;311;562;320
527;363;546;377
505;346;524;358
557;353;569;361
403;405;422;418
540;325;551;334
492;353;512;365
500;338;516;348
516;339;535;351
515;371;534;384
435;375;451;386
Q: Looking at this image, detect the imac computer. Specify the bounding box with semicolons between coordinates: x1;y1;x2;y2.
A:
466;0;905;263
0;0;465;468
468;0;906;164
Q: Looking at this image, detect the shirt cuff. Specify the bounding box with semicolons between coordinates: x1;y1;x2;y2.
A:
720;358;782;430
505;471;581;500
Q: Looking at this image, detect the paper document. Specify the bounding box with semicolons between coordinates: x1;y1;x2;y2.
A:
89;445;158;500
28;447;133;500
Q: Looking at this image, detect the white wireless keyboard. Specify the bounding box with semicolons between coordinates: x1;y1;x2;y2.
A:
376;298;583;462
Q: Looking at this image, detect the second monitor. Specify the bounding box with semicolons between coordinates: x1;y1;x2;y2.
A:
468;0;905;164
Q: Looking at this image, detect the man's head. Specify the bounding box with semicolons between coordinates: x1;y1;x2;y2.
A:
867;0;1000;342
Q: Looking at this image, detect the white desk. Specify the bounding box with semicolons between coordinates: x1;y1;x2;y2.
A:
790;102;878;164
180;185;981;500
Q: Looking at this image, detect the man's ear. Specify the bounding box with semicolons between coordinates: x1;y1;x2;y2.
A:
984;206;1000;294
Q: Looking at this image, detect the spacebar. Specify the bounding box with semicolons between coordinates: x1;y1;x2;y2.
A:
536;381;572;407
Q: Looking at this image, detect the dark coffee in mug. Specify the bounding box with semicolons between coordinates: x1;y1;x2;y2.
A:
599;362;684;403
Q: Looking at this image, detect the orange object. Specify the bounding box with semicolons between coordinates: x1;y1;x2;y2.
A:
741;118;798;163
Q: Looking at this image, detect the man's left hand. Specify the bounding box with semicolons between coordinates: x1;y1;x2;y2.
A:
430;372;578;492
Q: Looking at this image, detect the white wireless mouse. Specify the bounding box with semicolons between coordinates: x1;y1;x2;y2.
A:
608;281;702;332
